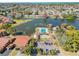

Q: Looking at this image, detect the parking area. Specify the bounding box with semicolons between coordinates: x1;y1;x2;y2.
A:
0;47;12;56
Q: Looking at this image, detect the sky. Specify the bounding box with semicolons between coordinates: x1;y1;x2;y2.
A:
0;0;78;3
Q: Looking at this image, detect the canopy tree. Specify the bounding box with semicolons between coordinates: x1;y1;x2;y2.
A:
63;29;79;52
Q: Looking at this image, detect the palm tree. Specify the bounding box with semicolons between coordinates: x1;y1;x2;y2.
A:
50;49;57;55
28;38;37;47
42;50;47;55
24;45;36;56
23;46;30;55
37;48;41;56
6;27;16;35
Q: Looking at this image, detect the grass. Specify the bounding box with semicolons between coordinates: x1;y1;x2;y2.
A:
12;19;32;27
9;49;18;56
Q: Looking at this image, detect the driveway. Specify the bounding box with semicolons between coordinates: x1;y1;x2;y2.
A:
0;48;12;56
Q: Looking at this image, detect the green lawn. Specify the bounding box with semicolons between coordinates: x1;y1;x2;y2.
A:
12;19;32;27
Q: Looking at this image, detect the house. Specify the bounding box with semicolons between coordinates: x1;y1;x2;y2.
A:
0;15;14;24
0;37;11;52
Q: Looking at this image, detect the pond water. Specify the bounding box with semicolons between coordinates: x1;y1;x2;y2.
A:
14;18;79;34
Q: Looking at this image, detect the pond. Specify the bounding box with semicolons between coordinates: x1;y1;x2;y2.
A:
14;18;79;35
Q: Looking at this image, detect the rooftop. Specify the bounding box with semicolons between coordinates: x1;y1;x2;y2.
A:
13;35;30;48
0;29;5;33
0;37;10;50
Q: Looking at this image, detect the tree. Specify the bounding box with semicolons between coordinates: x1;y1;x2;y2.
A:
57;24;79;52
37;48;41;55
24;38;37;55
7;27;16;35
63;29;79;52
50;49;57;55
1;23;12;29
23;46;31;55
28;38;37;47
63;14;77;22
42;50;47;55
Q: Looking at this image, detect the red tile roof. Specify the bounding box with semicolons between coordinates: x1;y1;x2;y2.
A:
0;16;10;23
14;35;30;48
0;37;10;50
0;29;5;33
